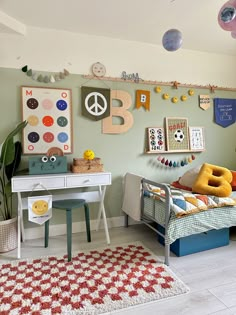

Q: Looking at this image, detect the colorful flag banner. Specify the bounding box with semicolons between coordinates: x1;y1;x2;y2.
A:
214;98;236;127
28;195;52;225
136;90;150;111
81;87;110;121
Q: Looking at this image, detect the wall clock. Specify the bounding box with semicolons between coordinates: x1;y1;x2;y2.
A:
92;62;106;77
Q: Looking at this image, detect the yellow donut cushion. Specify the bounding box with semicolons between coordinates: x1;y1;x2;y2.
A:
192;163;232;197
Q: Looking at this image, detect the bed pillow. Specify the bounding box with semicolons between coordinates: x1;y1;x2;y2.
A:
192;163;232;197
171;179;192;191
178;165;202;189
231;171;236;191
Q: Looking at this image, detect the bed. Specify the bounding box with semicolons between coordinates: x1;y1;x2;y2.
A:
122;170;236;266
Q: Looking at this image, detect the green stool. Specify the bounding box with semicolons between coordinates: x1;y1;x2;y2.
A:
45;199;91;262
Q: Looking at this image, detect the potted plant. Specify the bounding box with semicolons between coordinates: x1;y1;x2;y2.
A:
0;120;27;252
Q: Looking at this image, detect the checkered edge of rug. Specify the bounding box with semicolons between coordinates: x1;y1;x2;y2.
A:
0;242;189;315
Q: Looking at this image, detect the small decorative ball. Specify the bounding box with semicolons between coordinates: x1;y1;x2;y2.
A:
171;97;178;103
181;95;187;101
83;149;95;160
188;89;194;96
163;93;169;100
162;29;183;52
155;86;162;93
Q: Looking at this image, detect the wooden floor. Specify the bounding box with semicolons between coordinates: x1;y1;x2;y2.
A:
1;224;236;315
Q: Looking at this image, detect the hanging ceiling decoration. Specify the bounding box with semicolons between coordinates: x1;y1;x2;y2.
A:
162;29;183;52
218;0;236;39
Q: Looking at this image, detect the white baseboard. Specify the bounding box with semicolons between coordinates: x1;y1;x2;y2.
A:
24;215;141;240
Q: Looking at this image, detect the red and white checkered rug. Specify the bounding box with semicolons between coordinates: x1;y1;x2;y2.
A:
0;243;189;314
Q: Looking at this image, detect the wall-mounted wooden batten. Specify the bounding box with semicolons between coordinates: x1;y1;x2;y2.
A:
82;75;236;92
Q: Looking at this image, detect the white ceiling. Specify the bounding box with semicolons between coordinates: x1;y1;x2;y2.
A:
0;0;236;56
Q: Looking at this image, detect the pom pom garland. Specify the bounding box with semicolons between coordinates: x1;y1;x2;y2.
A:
21;65;70;84
156;154;196;168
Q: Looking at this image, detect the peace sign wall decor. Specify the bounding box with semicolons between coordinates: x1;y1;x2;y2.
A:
21;86;73;154
81;86;110;121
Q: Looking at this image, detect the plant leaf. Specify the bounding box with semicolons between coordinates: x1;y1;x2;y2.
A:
0;120;27;167
5;141;22;180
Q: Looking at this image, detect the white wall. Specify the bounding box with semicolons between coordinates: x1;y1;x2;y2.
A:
0;26;236;87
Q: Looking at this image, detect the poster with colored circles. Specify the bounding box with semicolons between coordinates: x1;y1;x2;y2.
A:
21;86;73;154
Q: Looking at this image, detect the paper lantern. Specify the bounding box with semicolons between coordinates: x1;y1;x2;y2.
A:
218;0;236;31
162;29;183;52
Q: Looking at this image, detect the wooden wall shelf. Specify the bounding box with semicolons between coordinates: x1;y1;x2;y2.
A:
145;150;205;154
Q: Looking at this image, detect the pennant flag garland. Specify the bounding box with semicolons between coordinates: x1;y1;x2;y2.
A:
21;65;70;84
157;154;196;168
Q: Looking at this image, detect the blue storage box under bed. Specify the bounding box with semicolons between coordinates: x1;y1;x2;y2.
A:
157;225;229;257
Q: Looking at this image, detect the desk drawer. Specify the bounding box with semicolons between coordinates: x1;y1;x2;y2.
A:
12;176;66;192
66;173;111;187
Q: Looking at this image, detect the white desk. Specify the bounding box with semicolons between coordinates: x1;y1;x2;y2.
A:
11;172;112;258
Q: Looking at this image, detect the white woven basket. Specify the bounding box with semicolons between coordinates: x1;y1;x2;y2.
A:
0;217;17;253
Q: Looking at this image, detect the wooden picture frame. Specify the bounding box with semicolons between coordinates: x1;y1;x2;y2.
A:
147;127;165;152
189;127;205;151
21;86;73;154
165;117;189;151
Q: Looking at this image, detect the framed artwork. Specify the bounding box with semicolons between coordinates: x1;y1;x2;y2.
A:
165;117;189;151
21;86;73;154
189;127;205;151
147;127;165;152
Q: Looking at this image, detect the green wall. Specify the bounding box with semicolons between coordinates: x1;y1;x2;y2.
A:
0;67;236;228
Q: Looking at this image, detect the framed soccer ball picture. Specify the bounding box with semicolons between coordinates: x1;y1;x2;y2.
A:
147;127;165;152
165;117;190;151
